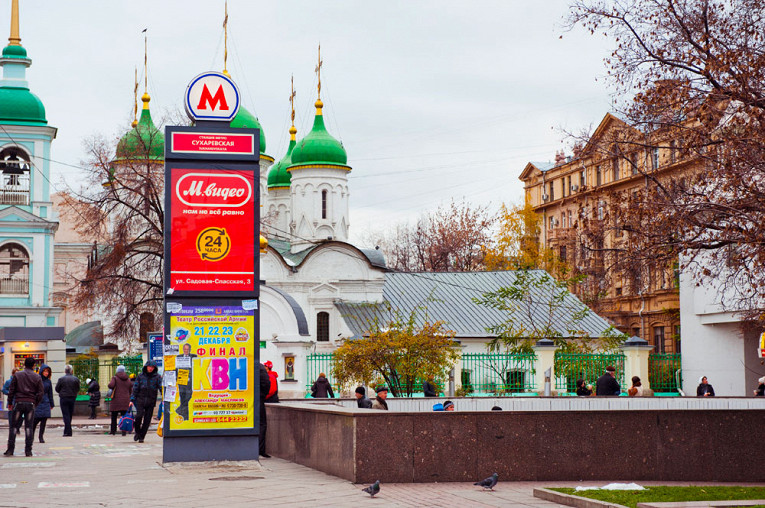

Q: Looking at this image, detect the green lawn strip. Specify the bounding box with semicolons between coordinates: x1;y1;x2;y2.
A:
551;486;765;508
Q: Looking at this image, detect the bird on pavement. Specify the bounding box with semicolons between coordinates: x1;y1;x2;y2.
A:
362;480;380;497
474;473;499;491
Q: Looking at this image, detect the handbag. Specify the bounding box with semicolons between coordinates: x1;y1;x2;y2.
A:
118;408;134;433
156;413;164;437
106;389;114;398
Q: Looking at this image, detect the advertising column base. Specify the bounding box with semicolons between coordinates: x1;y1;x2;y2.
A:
163;435;260;463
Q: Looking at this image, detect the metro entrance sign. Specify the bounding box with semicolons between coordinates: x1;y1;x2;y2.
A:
162;71;260;463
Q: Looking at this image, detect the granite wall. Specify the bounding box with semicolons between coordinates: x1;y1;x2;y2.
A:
266;402;765;483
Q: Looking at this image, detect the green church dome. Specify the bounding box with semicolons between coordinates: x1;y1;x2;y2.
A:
268;130;296;189
289;100;348;167
2;44;26;59
230;106;267;154
115;94;164;160
0;86;46;124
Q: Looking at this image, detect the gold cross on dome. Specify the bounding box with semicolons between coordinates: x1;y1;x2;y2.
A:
315;44;322;100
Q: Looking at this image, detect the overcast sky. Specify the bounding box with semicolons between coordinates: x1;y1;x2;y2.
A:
16;1;615;244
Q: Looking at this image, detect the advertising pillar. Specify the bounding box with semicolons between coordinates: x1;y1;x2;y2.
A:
162;72;261;462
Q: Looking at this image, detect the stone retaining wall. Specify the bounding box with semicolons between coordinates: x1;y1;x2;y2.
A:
266;401;765;483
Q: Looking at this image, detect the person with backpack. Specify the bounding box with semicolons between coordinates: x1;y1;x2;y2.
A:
108;365;133;436
129;361;161;443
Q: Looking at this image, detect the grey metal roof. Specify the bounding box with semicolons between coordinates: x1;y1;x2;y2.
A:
336;270;614;339
530;161;555;172
267;237;386;269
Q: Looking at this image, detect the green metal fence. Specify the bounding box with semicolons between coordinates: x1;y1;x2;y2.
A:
649;353;682;393
460;353;537;395
70;356;144;395
554;352;626;393
305;353;337;396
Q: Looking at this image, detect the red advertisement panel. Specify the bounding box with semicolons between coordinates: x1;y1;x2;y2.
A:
169;168;256;293
170;132;255;155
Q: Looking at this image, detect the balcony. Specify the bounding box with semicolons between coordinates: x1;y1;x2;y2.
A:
0;174;29;205
0;277;28;295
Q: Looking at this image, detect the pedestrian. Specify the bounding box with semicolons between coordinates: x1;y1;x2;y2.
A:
129;360;161;443
32;364;54;443
443;400;455;411
697;376;715;397
107;365;133;436
310;373;334;398
576;379;593;396
3;368;22;435
371;386;388;410
422;377;438;397
259;362;271;458
595;365;621;396
4;357;43;456
264;361;279;403
55;364;80;437
355;386;373;408
87;377;100;419
754;376;765;397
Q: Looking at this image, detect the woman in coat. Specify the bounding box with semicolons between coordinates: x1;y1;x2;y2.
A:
32;364;54;443
108;365;133;435
310;373;334;398
87;378;101;419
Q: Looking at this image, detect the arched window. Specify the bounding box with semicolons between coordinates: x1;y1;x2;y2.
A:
0;243;29;294
0;147;30;205
316;312;329;342
321;190;328;219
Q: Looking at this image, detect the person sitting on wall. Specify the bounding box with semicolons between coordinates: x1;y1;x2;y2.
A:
697;376;715;397
754;376;765;397
442;400;455;411
595;365;621;396
355;386;372;408
371;386;388;410
576;379;592;396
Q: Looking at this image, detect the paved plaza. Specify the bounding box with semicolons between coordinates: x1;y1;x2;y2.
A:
0;416;762;507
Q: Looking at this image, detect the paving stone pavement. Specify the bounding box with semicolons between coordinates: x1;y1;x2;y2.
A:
0;417;761;507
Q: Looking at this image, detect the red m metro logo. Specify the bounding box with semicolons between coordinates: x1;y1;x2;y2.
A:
185;72;240;122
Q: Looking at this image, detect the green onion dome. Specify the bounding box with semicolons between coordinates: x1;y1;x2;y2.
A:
0;86;45;124
268;127;296;189
2;44;26;59
115;93;164;161
289;99;348;168
230;105;267;155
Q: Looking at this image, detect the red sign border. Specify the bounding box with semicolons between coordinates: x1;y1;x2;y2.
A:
170;131;256;156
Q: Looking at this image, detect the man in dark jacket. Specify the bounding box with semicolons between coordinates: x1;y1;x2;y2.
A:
129;360;161;443
595;365;621;396
259;362;271;458
5;357;43;456
355;386;373;408
422;378;438;398
55;364;80;437
311;373;334;398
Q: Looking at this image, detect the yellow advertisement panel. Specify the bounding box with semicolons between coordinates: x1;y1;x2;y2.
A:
165;305;255;431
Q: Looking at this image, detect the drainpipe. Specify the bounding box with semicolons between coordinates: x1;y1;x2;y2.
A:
638;290;646;341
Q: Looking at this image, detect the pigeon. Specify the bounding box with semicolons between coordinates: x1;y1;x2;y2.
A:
474;472;499;491
362;480;380;497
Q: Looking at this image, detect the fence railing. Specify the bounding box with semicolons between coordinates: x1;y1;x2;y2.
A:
460;352;537;395
305;353;337;396
0;277;27;295
554;352;626;393
649;353;682;393
70;356;144;395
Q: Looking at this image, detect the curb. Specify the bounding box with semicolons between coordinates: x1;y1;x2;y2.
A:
533;488;629;508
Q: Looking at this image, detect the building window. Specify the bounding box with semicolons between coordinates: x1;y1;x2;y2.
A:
615;287;622;296
321;190;328;219
612;157;620;181
651;147;660;170
631;153;638;175
549;181;554;201
580;170;586;187
669;140;677;164
567;175;572;194
653;326;665;353
561;213;566;228
597;201;605;220
316;312;329;342
674;325;681;353
549;216;554;229
0;147;31;206
596;165;602;186
559;246;567;263
0;243;29;295
561;178;566;198
567;210;572;228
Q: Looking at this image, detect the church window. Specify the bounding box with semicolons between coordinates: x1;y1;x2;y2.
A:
0;147;30;206
316;312;329;342
0;243;29;295
321;190;328;219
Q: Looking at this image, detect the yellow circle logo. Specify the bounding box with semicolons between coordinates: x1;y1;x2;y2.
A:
174;415;184;425
196;227;231;261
